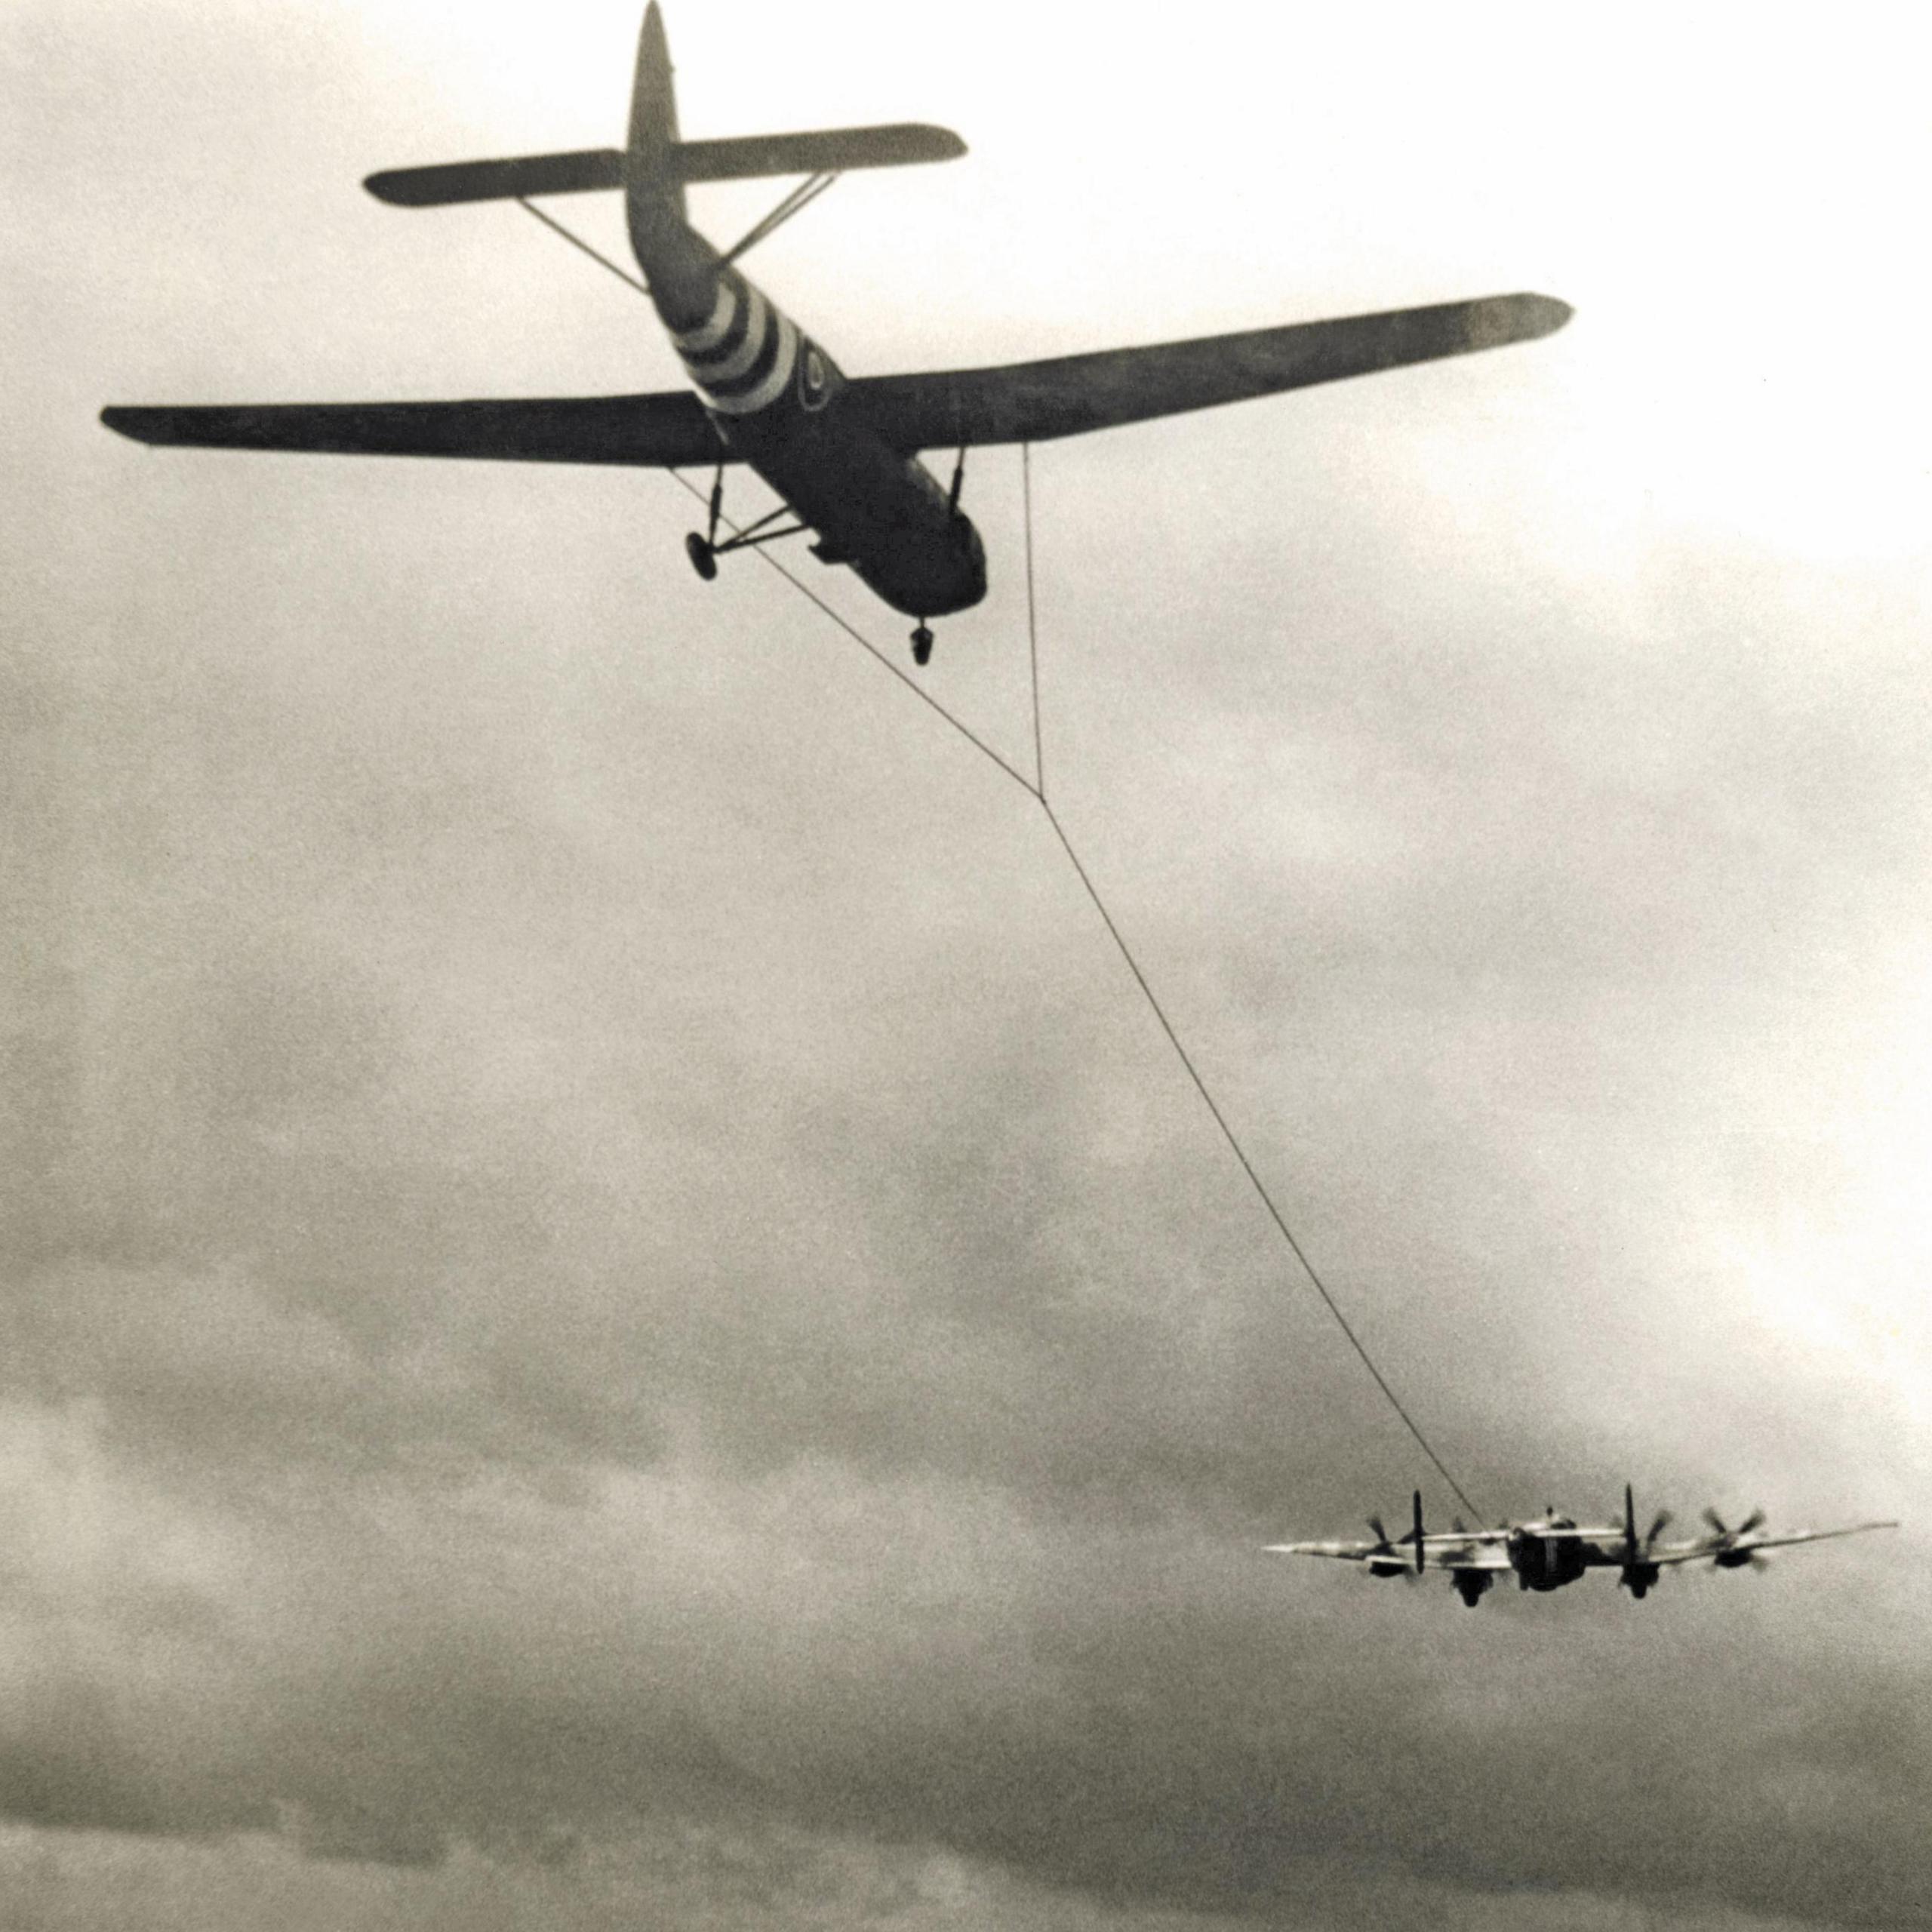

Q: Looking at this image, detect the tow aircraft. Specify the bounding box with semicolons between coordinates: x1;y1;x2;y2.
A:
1266;1487;1898;1608
100;3;1572;666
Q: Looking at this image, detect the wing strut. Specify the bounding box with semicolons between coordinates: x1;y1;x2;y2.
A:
721;171;841;265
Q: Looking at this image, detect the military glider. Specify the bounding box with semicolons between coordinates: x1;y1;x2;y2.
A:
1267;1487;1897;1608
100;3;1573;667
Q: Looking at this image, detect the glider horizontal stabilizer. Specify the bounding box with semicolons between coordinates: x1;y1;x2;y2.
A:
365;125;964;208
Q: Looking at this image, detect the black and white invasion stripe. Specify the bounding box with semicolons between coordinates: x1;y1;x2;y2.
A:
674;272;798;417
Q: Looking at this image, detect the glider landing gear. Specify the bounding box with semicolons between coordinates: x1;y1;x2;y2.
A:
911;624;934;666
685;464;808;584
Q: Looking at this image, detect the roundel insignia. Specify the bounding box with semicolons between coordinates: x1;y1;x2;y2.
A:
798;344;829;411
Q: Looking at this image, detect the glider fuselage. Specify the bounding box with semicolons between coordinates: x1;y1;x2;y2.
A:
635;213;986;621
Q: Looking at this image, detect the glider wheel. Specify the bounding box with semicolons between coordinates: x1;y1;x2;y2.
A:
910;624;934;666
685;532;718;582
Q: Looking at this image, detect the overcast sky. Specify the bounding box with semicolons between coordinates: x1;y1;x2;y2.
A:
5;2;1930;1927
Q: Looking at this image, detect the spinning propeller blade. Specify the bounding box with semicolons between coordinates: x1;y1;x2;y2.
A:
1703;1506;1763;1539
1703;1506;1770;1567
1619;1484;1670;1597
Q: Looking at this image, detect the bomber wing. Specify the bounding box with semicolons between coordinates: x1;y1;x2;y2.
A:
1636;1521;1898;1567
1264;1539;1389;1561
100;391;732;469
848;293;1572;452
1727;1521;1900;1553
1637;1541;1723;1568
1426;1547;1512;1571
1266;1539;1513;1571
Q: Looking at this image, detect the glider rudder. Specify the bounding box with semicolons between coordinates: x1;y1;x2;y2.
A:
625;0;686;238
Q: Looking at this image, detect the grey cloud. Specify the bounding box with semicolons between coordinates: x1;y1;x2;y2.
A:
6;0;1929;1926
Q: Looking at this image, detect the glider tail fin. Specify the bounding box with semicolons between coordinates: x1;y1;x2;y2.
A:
625;0;688;246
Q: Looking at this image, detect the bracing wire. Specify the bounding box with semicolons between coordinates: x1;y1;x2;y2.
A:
660;469;1039;798
1023;441;1044;795
517;198;1483;1518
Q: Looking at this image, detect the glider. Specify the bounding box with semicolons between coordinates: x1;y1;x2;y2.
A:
101;2;1572;666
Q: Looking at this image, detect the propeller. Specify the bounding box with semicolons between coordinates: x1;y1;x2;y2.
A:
1703;1506;1767;1537
1617;1483;1672;1598
1387;1490;1427;1574
1363;1514;1411;1579
1703;1507;1769;1570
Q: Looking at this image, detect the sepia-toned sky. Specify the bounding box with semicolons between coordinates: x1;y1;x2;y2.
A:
5;2;1930;1927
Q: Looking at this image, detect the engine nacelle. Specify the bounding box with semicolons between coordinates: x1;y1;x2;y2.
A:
1619;1562;1661;1599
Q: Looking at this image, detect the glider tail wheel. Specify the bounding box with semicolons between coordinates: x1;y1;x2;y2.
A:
911;624;934;666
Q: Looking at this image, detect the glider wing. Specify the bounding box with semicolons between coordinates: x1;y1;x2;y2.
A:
100;293;1569;468
849;293;1572;451
100;392;732;468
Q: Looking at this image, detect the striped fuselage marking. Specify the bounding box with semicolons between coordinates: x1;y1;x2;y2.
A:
645;237;986;619
672;268;800;417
